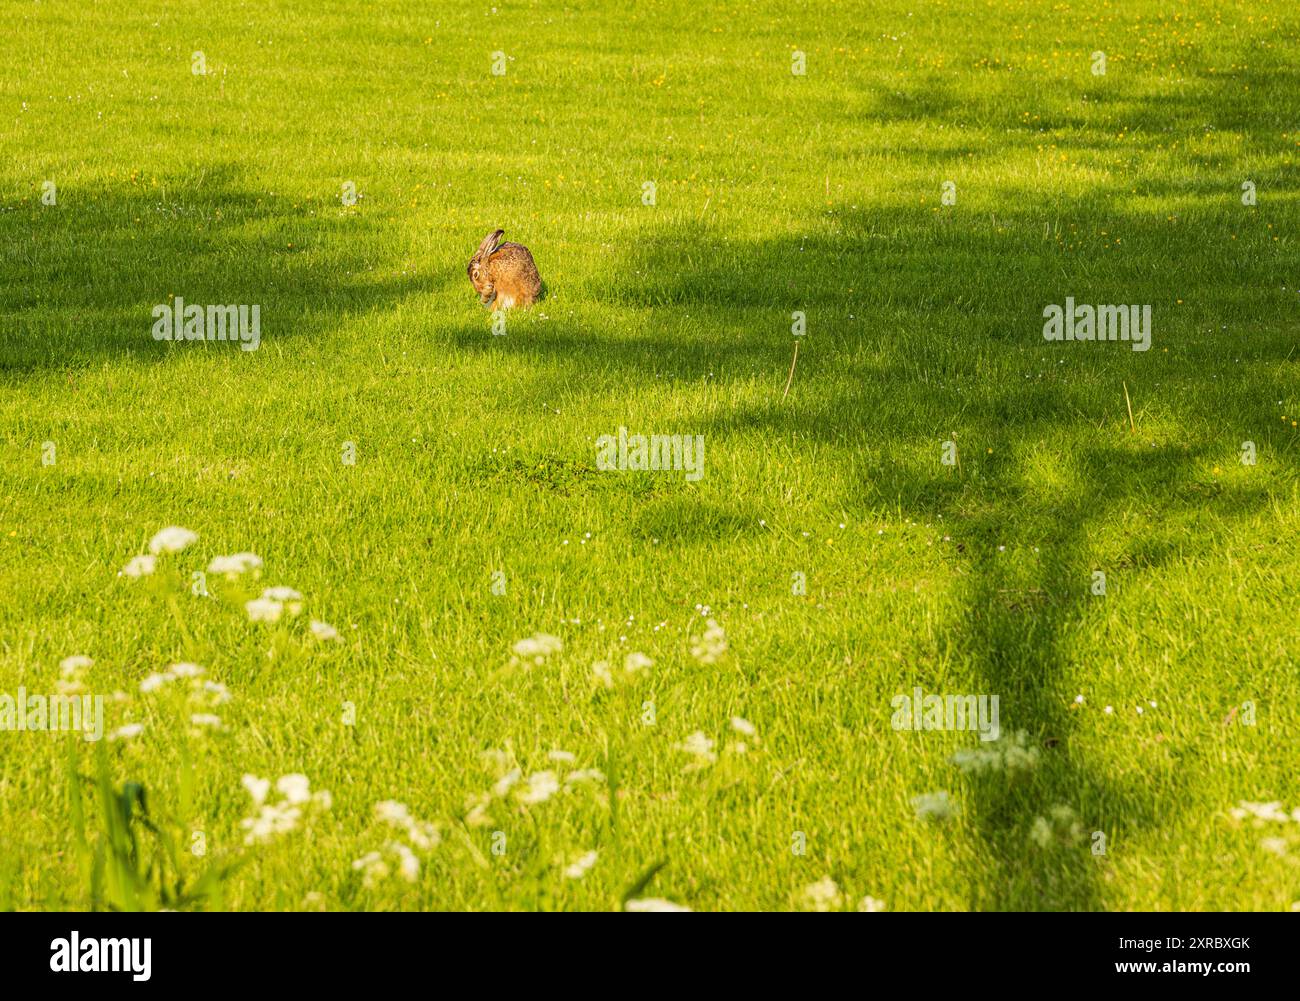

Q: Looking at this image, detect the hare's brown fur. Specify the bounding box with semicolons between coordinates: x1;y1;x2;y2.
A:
467;229;542;310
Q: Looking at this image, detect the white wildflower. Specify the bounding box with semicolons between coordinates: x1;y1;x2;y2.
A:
352;851;389;889
492;768;522;798
245;597;283;623
108;723;144;742
625;898;691;913
624;651;654;674
801;876;845;912
208;552;262;577
858;896;886;912
518;770;560;805
511;632;562;667
121;555;156;578
730;716;756;736
241;774;271;806
309;619;341;642
391;842;420;882
148;526;197;554
690;619;728;664
139;671;172;693
563;850;598;880
59;655;93;675
277;773;312;804
675;731;717;768
564;768;606;787
912;791;954;822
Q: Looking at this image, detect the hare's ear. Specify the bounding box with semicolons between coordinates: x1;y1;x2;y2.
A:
476;229;504;259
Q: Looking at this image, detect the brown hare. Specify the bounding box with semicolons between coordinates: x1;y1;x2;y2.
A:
467;229;542;310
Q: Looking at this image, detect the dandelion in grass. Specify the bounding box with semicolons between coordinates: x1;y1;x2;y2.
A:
730;716;756;737
563;850;598;880
149;526;198;554
690;619;728;664
625;898;691;912
108;723;144;742
190;713;222;730
858;896;886;912
548;749;576;764
801;876;845;912
121;555;157;578
912;791;954;822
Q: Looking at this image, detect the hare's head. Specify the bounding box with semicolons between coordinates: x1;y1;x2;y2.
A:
467;229;504;303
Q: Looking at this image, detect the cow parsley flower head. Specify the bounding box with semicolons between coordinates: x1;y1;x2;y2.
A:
121;555;157;578
209;552;263;577
240;774;330;845
511;633;562;668
245;597;283;623
675;731;718;770
625;898;691;913
563;850;598;880
690;619;728;664
518;770;560;804
801;876;845;912
912;791;954;822
309;619;341;642
60;655;94;675
149;526;198;555
242;774;271;806
730;716;756;737
624;651;654;674
277;773;312;805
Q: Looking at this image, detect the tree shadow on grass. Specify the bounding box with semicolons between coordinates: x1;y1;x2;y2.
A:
0;164;430;376
458;201;1289;908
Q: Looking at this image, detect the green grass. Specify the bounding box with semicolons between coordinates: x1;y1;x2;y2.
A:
2;0;1298;911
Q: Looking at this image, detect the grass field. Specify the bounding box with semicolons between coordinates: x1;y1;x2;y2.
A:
2;0;1298;912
